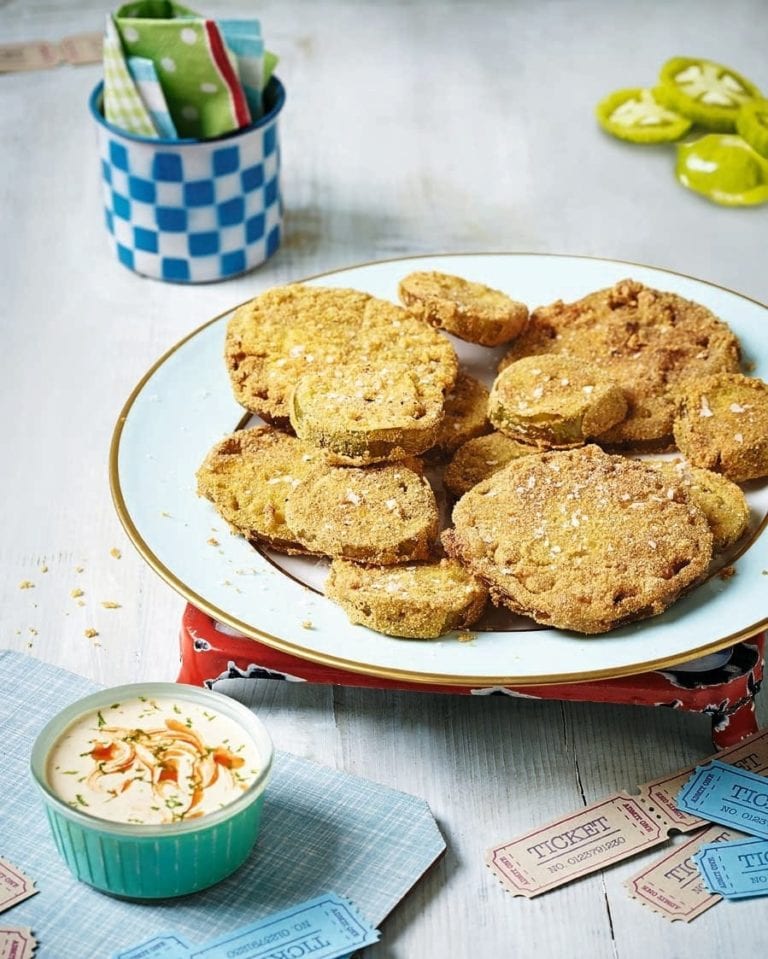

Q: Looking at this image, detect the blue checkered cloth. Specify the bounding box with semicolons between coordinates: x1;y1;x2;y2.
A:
92;78;284;284
0;651;445;957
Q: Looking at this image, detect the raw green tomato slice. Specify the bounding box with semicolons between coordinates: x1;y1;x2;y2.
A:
736;98;768;158
596;88;691;142
676;134;768;206
655;57;761;132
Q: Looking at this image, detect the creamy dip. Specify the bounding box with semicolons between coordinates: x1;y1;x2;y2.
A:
46;696;262;825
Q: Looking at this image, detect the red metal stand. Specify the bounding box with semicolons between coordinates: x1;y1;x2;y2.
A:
179;604;764;749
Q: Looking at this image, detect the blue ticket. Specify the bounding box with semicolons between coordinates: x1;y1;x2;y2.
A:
694;836;768;899
676;760;768;838
113;933;192;959
189;894;379;959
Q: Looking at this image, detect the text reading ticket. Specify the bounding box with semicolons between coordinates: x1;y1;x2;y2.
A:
487;729;768;902
624;825;742;922
637;727;768;831
189;894;378;959
121;895;379;959
486;794;666;898
694;836;768;899
677;761;768;839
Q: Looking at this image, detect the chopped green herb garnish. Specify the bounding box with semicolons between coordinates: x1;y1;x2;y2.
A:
74;793;89;807
96;710;106;728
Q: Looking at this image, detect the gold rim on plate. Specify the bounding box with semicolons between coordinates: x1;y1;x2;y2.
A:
109;252;768;687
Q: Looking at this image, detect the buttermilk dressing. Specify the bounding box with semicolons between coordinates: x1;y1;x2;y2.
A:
47;696;262;824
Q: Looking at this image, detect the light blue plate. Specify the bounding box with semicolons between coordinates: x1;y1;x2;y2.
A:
110;254;768;686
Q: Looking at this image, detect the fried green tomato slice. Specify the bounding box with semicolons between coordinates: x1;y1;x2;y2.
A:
673;373;768;482
284;463;439;565
737;98;768;159
596;88;691;143
649;460;750;552
398;271;529;347
431;371;491;456
655;57;761;132
195;426;329;554
499;279;741;449
488;355;628;449
289;363;445;466
443;432;538;498
442;445;713;635
325;558;488;639
676;134;768;206
226;285;458;424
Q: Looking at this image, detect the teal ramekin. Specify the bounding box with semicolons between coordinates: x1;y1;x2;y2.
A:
30;682;273;900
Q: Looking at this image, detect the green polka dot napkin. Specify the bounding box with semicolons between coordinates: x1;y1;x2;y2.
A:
105;1;277;140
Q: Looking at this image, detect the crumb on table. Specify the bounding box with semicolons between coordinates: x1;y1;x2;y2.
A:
110;547;121;559
18;580;34;590
70;588;84;599
719;566;736;581
84;628;99;639
100;600;121;609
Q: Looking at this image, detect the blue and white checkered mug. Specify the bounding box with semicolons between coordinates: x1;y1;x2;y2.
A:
89;77;285;283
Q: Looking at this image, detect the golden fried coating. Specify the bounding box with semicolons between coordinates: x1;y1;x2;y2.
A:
325;558;488;638
673;373;768;482
289;362;444;466
500;279;741;449
226;285;458;424
443;432;538;498
285;463;439;565
488;355;628;449
443;445;713;634
650;460;750;552
195;426;328;553
398;271;529;346
431;371;491;456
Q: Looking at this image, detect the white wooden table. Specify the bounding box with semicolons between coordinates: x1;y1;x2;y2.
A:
2;1;767;954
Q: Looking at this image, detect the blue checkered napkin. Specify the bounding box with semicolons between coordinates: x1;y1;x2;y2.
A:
98;120;281;283
0;652;444;958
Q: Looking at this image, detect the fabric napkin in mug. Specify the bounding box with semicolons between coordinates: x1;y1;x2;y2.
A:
0;651;445;958
103;14;157;136
127;54;178;137
114;1;251;138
